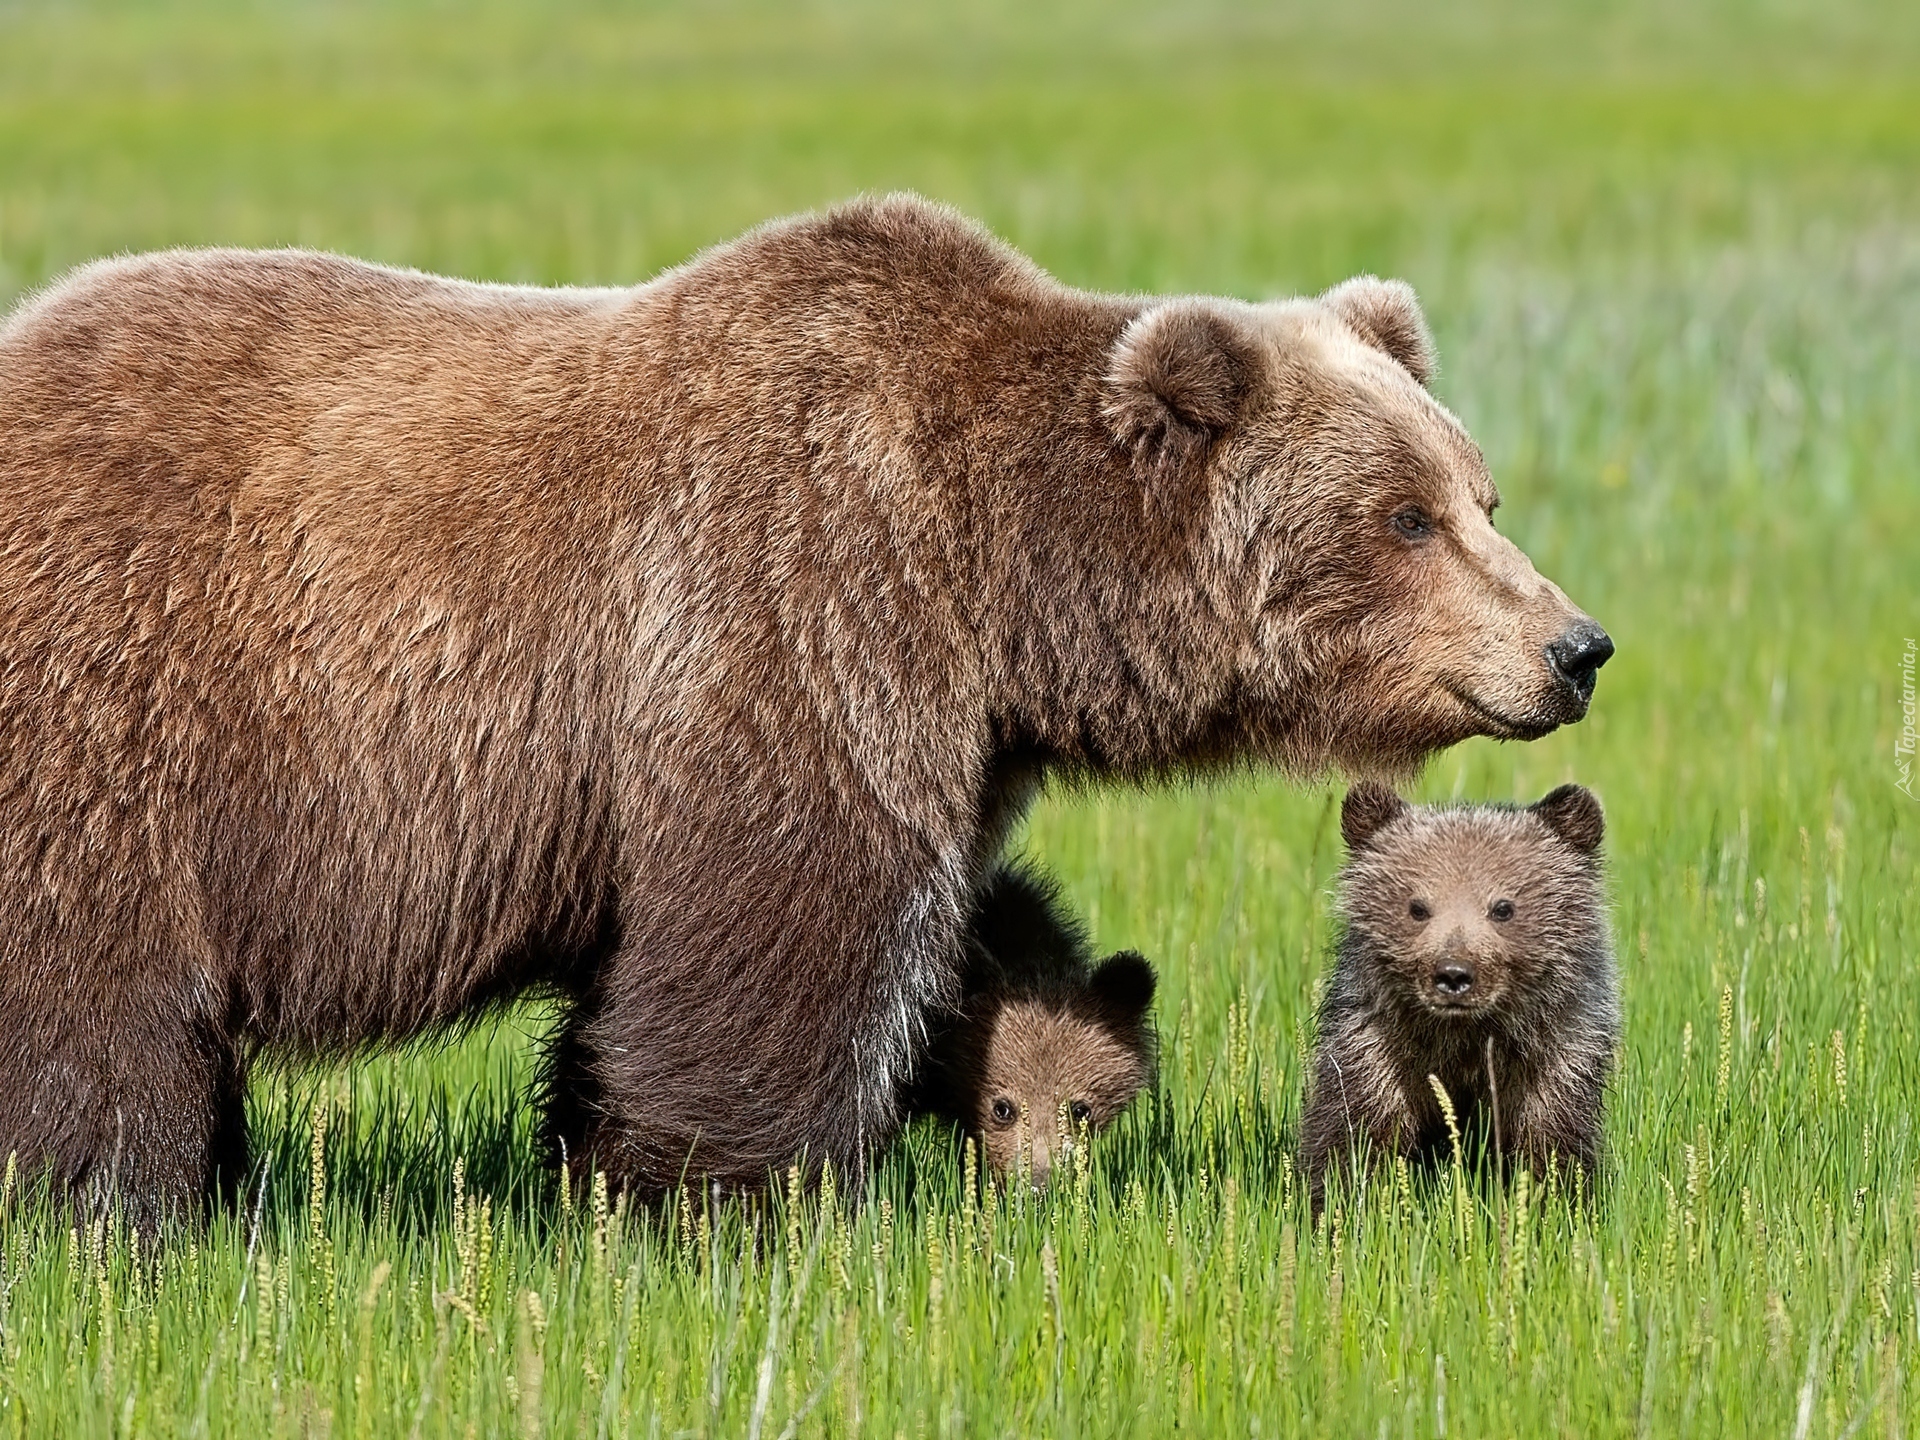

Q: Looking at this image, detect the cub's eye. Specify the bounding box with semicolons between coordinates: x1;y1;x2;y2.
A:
1408;899;1432;921
1391;507;1433;540
1068;1101;1093;1127
989;1097;1017;1127
1490;899;1515;922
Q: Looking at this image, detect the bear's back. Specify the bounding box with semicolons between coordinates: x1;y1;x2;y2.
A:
1;249;633;531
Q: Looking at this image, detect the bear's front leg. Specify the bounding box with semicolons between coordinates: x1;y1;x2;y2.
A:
1507;1048;1609;1189
1299;1021;1419;1216
545;813;972;1199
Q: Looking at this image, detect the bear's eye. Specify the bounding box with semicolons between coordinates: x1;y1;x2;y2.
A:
1391;507;1433;541
990;1097;1017;1127
1490;899;1515;921
1069;1101;1092;1126
1408;899;1432;921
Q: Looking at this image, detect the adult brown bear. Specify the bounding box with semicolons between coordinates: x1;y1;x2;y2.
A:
0;195;1610;1223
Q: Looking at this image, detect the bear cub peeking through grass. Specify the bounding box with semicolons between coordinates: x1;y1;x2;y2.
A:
1301;783;1619;1210
907;863;1156;1187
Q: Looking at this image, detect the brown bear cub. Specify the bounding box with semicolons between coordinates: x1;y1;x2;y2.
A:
1301;783;1618;1210
906;863;1156;1187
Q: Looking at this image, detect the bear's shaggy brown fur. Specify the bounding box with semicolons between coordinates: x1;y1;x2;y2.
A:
905;862;1155;1186
0;194;1610;1223
1300;784;1619;1210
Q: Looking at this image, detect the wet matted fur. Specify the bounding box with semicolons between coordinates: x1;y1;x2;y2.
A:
0;194;1607;1222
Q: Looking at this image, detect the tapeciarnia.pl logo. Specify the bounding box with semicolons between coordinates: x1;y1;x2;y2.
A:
1898;637;1917;800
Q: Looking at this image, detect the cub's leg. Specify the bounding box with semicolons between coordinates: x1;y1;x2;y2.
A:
1508;1047;1610;1187
1299;1024;1417;1216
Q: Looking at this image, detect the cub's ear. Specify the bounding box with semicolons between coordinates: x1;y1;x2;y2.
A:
1340;782;1408;852
1104;301;1256;480
1088;950;1156;1024
1320;275;1436;388
1532;783;1605;855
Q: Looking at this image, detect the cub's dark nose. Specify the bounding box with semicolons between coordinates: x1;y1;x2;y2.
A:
1433;964;1475;997
1547;621;1614;702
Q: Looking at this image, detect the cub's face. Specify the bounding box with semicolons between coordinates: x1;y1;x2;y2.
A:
1337;782;1606;1018
1105;281;1611;778
957;952;1155;1188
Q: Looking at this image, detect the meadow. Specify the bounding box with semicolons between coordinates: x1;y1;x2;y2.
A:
1;1;1917;1434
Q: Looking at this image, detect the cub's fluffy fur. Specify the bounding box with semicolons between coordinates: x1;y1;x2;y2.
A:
908;863;1155;1186
1301;784;1618;1208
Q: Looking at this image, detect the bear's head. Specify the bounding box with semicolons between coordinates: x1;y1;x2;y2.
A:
938;950;1156;1189
1102;278;1611;778
1334;781;1608;1021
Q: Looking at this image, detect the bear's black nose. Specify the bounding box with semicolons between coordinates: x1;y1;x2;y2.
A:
1433;964;1475;997
1547;621;1614;700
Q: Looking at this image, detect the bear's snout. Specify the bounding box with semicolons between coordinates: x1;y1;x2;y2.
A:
1024;1135;1054;1190
1545;620;1615;709
1421;927;1495;1010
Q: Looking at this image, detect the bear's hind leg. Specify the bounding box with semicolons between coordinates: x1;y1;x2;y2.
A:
0;987;248;1230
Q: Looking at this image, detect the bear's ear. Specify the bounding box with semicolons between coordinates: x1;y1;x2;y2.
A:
1104;301;1256;480
1088;950;1156;1024
1532;783;1605;855
1320;276;1436;388
1340;782;1408;852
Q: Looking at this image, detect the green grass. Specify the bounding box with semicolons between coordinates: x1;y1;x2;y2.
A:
2;1;1918;1434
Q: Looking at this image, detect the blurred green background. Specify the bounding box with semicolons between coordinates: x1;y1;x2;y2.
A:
4;0;1917;295
1;2;1917;1435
